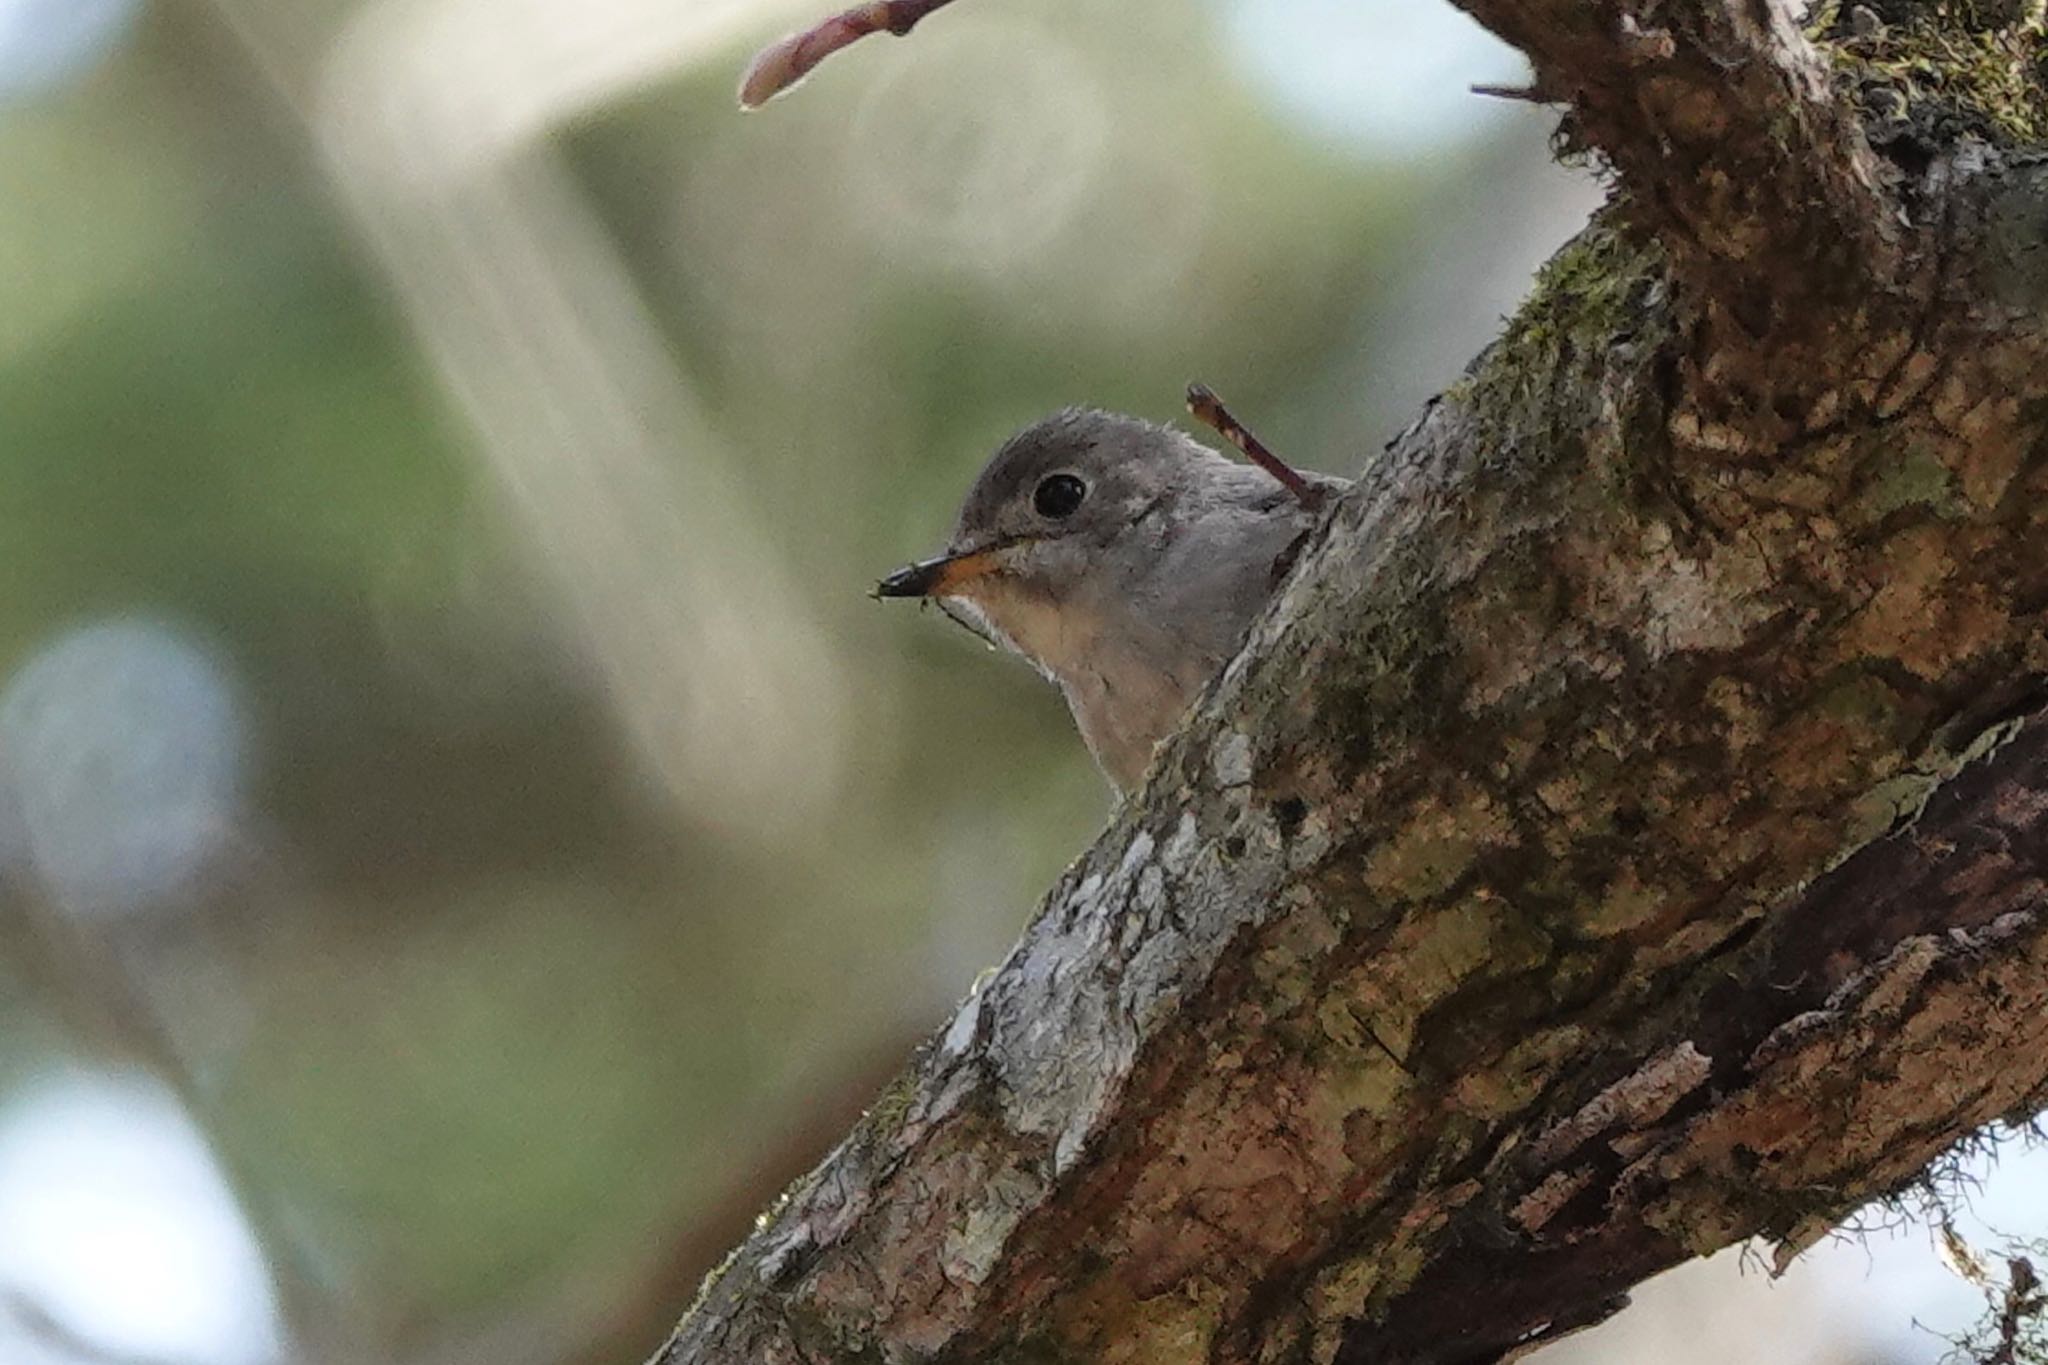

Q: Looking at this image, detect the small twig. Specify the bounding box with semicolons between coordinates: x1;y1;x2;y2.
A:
1986;1256;2043;1365
1184;382;1327;512
1471;82;1552;103
738;0;962;109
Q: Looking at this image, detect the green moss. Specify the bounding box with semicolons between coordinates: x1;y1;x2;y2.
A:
1455;1025;1590;1117
1362;789;1515;906
1646;1195;1754;1257
1356;1183;1490;1317
1309;1254;1386;1325
1819;1;2048;146
1308;560;1463;773
1447;220;1666;464
1852;440;1966;521
1118;1279;1230;1359
1817;672;1905;729
1399;899;1527;1004
1324;1048;1415;1119
1580;865;1666;937
867;1066;922;1134
679;1238;748;1324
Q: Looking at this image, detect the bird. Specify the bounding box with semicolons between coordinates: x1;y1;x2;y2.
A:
876;393;1345;792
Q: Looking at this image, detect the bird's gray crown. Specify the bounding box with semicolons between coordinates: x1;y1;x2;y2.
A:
948;407;1212;551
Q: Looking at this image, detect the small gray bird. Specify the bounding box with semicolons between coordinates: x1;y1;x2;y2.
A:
877;400;1344;792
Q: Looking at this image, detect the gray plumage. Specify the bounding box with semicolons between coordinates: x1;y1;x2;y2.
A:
878;408;1344;792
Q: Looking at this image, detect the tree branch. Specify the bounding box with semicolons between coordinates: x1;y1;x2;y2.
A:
659;7;2048;1363
1447;0;1902;301
738;0;962;108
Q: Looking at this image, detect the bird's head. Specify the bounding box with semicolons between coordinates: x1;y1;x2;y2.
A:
874;408;1209;619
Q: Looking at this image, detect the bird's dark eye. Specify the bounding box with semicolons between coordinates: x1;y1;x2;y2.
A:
1033;473;1087;519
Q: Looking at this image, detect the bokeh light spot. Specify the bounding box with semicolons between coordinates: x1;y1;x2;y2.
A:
844;18;1109;273
0;0;142;102
0;618;247;918
0;1071;283;1365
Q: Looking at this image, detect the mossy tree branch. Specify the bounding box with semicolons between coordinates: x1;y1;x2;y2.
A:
657;3;2048;1362
1451;0;1902;298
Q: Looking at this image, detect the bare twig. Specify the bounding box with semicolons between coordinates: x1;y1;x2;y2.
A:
1470;81;1552;103
738;0;963;109
1184;382;1327;511
1986;1257;2044;1365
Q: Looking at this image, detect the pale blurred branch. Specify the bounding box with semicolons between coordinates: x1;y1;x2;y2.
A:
200;0;857;847
736;0;964;108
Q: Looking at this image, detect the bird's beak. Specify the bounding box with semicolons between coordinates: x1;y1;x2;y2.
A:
873;546;1003;599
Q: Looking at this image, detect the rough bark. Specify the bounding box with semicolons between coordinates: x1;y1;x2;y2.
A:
658;1;2048;1361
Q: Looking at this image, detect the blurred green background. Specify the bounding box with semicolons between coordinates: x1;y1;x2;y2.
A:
12;2;2014;1363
